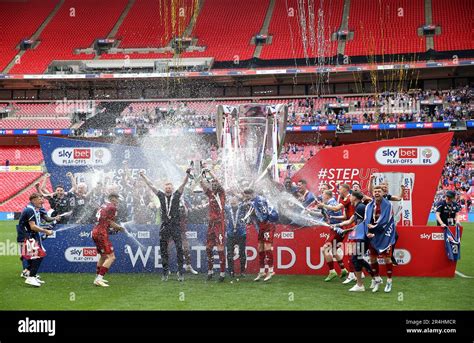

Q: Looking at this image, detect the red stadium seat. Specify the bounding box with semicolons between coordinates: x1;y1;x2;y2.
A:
0;172;43;203
0;147;44;165
0;0;58;72
344;0;426;57
9;0;128;74
180;0;269;61
260;0;343;60
431;0;474;52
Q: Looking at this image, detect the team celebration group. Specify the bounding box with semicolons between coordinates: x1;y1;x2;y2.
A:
16;166;461;293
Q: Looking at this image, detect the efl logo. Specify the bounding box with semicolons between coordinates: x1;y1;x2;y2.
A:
73;149;91;159
392;249;411;265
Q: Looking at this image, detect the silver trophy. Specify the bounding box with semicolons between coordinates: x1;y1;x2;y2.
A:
216;103;288;189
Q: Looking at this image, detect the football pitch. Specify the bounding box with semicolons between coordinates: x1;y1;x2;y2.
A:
0;221;473;311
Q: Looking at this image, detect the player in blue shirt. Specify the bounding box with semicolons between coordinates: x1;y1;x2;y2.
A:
18;193;60;287
296;179;316;208
333;191;375;291
316;190;347;281
225;196;247;278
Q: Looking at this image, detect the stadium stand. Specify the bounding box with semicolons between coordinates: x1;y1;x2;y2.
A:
0;182;52;212
112;0;195;48
0;0;472;72
0;118;71;129
181;0;269;61
260;0;343;60
0;0;58;72
0;172;44;203
113;87;473;130
0;147;44;166
344;0;426;57
9;0;128;74
431;0;474;52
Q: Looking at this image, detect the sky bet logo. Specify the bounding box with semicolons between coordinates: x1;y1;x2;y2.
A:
73;148;91;159
375;146;440;165
381;148;417;158
52;147;111;166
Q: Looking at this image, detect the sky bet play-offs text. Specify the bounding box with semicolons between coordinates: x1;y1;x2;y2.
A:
52;147;112;166
375;146;440;165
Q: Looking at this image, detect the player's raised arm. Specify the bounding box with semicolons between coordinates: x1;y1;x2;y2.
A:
200;171;210;192
139;170;159;194
177;168;191;194
388;185;405;202
368;174;375;195
35;181;53;198
66;172;77;193
206;169;221;187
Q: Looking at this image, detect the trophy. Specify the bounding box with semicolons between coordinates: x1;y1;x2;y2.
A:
216;103;288;189
188;159;212;192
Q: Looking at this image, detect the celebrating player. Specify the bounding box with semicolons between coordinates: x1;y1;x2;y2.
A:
18;193;59;287
92;193;125;287
316;190;348;281
296;179;316;207
67;172;92;224
368;175;405;202
225;196;247;278
333;191;375;291
201;169;226;282
435;190;460;228
141;169;190;281
319;183;356;283
179;195;199;275
242;188;279;282
366;185;397;293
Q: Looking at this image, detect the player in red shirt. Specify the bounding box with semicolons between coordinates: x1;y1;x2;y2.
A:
317;183;353;282
92;193;124;287
201;169;226;282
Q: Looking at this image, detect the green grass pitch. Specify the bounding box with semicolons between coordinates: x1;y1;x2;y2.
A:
0;220;473;310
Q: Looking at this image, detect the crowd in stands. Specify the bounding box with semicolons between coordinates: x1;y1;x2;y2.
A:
433;138;473;212
113;87;473;130
115;103;216;129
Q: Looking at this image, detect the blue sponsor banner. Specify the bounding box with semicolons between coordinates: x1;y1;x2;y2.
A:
285;121;471;132
1;121;471;137
0;212;15;220
0;129;70;135
38;135;183;192
40;223;214;273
